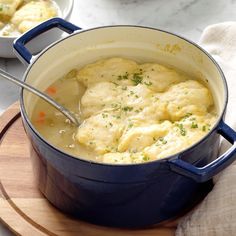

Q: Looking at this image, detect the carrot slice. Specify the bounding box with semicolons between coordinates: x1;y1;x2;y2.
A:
39;111;46;118
46;86;57;95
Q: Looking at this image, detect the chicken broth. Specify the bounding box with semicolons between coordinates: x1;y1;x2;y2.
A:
31;58;217;164
31;74;100;161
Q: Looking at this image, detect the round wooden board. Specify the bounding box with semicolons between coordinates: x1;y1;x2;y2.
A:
0;102;177;236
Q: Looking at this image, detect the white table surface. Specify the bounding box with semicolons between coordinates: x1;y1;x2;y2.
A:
0;0;236;235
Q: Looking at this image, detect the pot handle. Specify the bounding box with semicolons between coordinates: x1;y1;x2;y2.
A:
168;120;236;183
13;17;81;65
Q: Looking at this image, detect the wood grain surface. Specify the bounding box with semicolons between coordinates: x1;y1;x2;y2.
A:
0;102;177;236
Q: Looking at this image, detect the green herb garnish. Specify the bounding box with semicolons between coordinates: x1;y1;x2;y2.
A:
128;123;133;129
112;81;119;86
155;137;168;145
122;106;133;112
117;72;129;81
159;137;167;144
142;155;150;162
131;73;143;85
102;113;108;118
191;122;198;129
185;112;192;118
144;81;153;86
176;123;187;136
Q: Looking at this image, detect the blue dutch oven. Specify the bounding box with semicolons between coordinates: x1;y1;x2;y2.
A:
13;18;236;227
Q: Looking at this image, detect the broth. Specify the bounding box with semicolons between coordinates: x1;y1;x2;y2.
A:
31;74;101;161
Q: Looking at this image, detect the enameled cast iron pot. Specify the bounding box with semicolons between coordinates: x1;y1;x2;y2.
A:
13;18;236;227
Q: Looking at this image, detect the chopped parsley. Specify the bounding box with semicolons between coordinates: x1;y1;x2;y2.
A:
144;81;153;86
122;106;133;112
131;73;143;85
105;146;118;152
102;113;108;118
111;103;121;109
185;112;192;118
176;123;187;136
202;124;211;131
112;81;119;86
159;137;168;144
142;155;150;162
155;137;168;146
191;122;198;129
117;72;129;81
182;112;193;121
128;123;133;129
207;124;211;130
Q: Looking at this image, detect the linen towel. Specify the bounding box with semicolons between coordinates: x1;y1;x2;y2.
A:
176;22;236;236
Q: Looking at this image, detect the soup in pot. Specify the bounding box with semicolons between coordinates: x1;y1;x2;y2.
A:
31;58;217;164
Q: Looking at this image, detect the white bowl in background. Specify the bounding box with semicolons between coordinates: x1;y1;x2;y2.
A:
0;0;74;58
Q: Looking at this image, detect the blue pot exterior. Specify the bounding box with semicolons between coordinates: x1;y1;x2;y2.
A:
22;113;218;227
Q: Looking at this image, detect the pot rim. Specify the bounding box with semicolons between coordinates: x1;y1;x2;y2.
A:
20;25;228;167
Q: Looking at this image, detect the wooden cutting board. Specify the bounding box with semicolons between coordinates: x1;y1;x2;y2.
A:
0;102;177;236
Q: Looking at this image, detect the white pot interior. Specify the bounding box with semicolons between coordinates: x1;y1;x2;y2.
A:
22;26;227;121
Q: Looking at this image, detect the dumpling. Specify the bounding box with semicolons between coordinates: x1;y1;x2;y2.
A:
119;84;152;111
144;113;216;159
76;58;138;87
76;113;124;154
133;97;170;124
0;0;23;21
11;0;57;33
138;63;187;92
118;121;172;152
80;82;120;118
161;80;213;121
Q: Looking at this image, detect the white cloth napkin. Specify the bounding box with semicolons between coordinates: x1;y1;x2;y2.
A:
176;22;236;236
